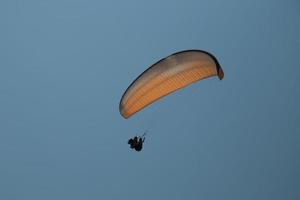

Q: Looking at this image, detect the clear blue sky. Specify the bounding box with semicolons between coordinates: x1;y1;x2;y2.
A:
1;0;299;199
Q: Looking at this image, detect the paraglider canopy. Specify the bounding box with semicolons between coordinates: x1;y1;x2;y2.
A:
119;50;224;119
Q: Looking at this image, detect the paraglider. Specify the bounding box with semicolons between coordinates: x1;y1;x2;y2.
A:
120;50;224;151
128;134;146;152
120;50;224;119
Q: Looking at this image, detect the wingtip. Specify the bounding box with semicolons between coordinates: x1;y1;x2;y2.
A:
218;67;224;80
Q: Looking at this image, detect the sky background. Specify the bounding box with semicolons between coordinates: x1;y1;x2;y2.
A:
1;0;299;199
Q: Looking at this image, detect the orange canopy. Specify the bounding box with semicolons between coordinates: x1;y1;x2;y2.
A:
119;50;224;119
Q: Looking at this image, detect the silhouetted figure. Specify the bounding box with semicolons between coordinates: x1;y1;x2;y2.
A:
128;136;138;149
128;136;145;152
